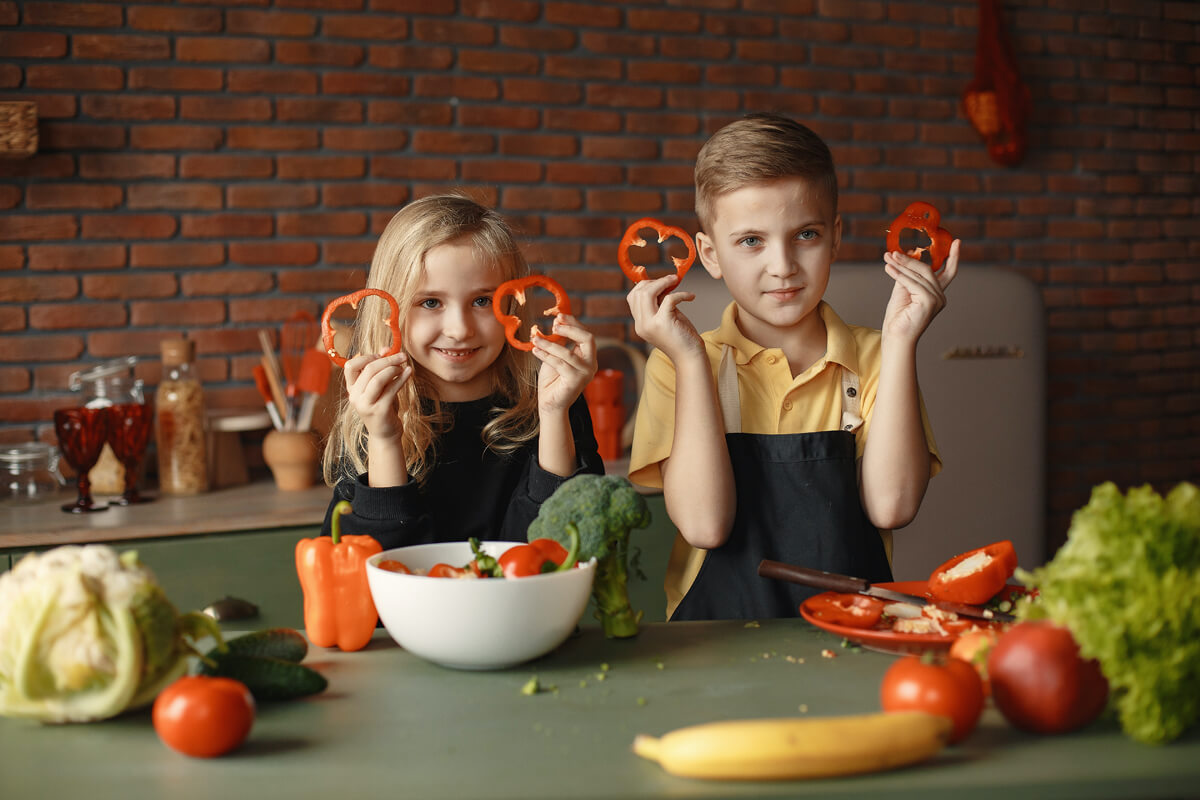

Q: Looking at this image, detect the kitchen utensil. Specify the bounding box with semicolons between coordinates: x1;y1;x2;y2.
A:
281;310;318;399
757;559;1016;622
296;347;332;432
253;365;284;431
202;595;260;622
257;329;289;426
53;406;111;513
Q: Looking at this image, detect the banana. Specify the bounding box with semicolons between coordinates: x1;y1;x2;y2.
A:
632;711;952;781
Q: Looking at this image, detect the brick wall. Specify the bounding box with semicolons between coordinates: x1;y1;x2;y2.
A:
1;0;1197;552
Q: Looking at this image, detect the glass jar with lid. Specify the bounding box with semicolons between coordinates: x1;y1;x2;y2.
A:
68;356;144;496
1;442;67;503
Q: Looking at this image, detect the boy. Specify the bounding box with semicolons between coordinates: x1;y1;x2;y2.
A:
627;113;959;620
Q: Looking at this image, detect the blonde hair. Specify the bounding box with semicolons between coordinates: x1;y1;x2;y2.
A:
323;194;539;486
694;112;838;232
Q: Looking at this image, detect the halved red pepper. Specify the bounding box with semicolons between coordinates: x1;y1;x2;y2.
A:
427;563;477;579
321;288;402;367
927;540;1018;605
806;593;888;629
491;275;572;352
885;201;954;273
618;218;697;284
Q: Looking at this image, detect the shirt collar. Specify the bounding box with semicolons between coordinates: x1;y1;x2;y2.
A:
710;300;861;377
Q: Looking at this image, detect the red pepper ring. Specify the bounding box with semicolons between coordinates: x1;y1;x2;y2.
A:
491;275;572;352
618;218;697;284
885;201;954;273
321;288;402;367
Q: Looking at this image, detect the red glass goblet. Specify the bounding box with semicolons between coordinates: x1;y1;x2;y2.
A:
106;402;154;505
54;406;111;513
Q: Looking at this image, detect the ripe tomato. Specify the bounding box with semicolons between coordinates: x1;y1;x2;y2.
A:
987;620;1108;734
880;654;985;744
949;629;999;696
153;676;255;758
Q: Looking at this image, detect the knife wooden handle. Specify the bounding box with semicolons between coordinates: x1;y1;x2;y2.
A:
757;560;870;594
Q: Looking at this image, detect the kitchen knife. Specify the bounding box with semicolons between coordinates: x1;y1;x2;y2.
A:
757;559;1017;623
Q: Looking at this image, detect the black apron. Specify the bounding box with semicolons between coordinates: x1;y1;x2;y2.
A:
670;346;893;621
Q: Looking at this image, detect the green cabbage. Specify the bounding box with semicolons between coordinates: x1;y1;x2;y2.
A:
0;544;221;723
1016;481;1200;744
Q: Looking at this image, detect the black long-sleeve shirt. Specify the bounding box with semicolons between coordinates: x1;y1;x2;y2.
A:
319;395;604;550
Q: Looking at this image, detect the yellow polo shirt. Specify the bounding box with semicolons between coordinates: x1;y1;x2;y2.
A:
628;300;941;618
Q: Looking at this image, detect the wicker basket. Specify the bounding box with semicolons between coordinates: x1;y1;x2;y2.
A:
0;101;38;159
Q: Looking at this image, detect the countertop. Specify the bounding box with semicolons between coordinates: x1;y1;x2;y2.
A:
1;620;1196;800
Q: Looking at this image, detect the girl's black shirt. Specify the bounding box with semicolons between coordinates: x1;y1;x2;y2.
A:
319;395;604;550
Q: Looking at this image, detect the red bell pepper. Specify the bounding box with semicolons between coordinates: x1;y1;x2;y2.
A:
806;593;887;629
618;218;697;284
927;540;1018;605
885;201;954;273
491;275;572;352
295;500;383;651
321;288;403;367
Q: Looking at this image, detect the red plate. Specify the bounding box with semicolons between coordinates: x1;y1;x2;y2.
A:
799;581;1021;656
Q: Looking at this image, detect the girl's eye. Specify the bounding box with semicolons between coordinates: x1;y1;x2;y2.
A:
472;295;492;308
419;298;440;310
797;230;818;241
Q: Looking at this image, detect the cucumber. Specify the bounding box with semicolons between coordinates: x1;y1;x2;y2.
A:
210;628;309;663
199;653;328;702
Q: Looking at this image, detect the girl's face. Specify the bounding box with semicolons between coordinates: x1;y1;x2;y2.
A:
404;237;507;402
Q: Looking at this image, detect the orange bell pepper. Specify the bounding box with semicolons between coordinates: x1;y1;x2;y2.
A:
295;500;382;651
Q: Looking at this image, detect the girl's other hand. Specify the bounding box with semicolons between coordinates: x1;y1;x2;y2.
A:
344;349;412;440
626;274;701;362
881;239;960;344
532;314;597;413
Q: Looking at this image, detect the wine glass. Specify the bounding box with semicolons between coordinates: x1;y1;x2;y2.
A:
53;406;111;513
106;401;154;505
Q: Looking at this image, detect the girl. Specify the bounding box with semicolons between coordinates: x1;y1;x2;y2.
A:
319;195;604;548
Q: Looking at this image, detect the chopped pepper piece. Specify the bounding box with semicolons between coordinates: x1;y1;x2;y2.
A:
805;593;887;629
927;540;1018;605
295;501;382;651
491;275;572;352
618;218;697;284
885;201;954;273
321;288;402;367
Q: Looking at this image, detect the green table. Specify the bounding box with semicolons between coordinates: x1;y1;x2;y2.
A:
2;620;1196;800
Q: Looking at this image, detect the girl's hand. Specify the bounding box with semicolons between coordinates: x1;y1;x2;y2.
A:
626;274;702;362
343;348;412;441
532;314;597;414
881;239;960;345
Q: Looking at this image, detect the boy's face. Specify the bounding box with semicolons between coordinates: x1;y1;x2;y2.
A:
696;176;841;349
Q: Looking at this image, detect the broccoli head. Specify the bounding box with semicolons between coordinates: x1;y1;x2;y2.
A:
527;474;651;638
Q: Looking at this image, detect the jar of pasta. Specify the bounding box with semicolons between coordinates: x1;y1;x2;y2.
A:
155;338;209;495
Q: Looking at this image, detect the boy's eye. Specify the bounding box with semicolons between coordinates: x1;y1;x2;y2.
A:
738;236;761;248
797;230;818;241
419;298;440;310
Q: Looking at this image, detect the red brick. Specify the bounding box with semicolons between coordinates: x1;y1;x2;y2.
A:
227;183;319;209
74;34;170;60
130;125;223;151
544;215;625;240
545;54;622;81
23;2;122;26
629;60;703;84
368;100;455;126
28;244;127;271
226;9;317;37
0;32;67;57
627;112;701;136
25;64;123;90
321;127;409;152
229;242;319;266
707;13;777;36
226;127;318;151
502;26;576;51
585;84;664;108
0;307;23;331
127;183;222;210
412;18;495;45
277;98;363;123
228;68;318;95
82;273;178;299
322;183;409;208
545;2;621;27
181;96;272;121
85;331;175;359
368;44;454;70
414;75;499;101
0;64;21;89
412;130;494;155
581;136;659;160
79;154;175;180
40;122;127;151
585;189;663;213
462;160;545;183
503;78;581;104
544;108;621;132
323;14;407;39
545;163;623;185
0;185;19;209
0;215;78;242
501;187;583;211
581;32;655;57
277;212;368;237
276;156;365;180
128;66;223;91
81;214;177;240
26;184;123;210
177;37;271;63
180;155;273;179
128;6;222;32
322;72;410;96
277;267;367;293
628;8;702;33
228;297;312;325
30;302;126;329
130;243;225;268
0;367;32;394
184;328;264;359
180;270;274;296
461;0;541;21
277;40;364;67
0;334;82;363
0;275;75;301
499;133;578;157
313;243;376;269
180;214;274;239
131;300;226;327
81;95;175;120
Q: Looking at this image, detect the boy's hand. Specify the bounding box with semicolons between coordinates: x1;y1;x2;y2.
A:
344;348;411;441
881;239;960;344
627;274;703;362
532;314;597;414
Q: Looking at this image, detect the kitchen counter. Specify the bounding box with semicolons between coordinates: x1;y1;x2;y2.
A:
1;620;1196;800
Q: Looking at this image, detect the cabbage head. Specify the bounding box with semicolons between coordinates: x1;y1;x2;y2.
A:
0;544;221;723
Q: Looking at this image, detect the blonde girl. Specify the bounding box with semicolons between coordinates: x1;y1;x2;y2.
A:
320;195;604;548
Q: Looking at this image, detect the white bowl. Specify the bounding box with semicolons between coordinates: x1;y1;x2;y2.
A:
365;541;596;670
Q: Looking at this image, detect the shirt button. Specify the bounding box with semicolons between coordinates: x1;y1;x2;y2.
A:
783;400;793;411
767;355;778;365
846;386;857;398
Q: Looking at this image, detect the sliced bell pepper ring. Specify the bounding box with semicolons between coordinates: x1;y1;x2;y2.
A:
885;201;954;273
295;501;383;651
321;288;402;367
618;218;697;284
806;593;888;629
491;275;572;352
927;540;1018;605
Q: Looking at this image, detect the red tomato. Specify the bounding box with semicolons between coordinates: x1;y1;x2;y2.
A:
987;620;1108;734
377;559;412;574
949;629;999;697
806;593;887;628
153;676;255;758
497;539;571;578
880;655;985;744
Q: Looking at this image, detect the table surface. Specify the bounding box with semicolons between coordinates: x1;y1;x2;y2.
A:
1;620;1196;800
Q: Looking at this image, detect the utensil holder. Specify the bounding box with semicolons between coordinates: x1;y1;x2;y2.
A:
262;430;319;491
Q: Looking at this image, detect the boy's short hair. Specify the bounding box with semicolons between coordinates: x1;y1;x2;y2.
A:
694;113;838;232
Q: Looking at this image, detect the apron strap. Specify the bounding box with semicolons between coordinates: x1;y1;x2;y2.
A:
718;345;862;434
